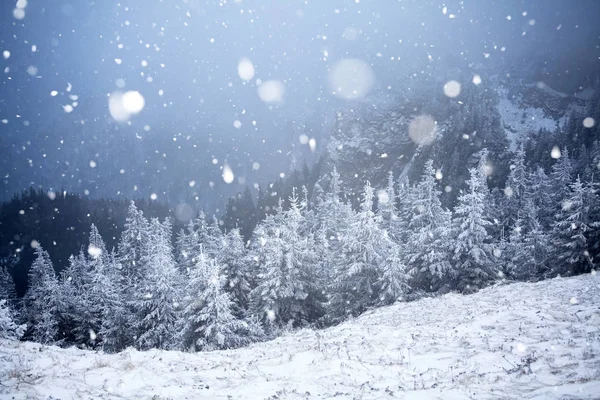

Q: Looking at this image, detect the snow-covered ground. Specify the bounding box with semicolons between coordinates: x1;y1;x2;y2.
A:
2;274;600;400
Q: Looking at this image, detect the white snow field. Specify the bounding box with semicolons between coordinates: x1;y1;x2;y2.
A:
1;274;600;400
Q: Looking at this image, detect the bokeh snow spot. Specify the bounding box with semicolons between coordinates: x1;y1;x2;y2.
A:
443;80;461;98
408;115;437;145
257;80;285;103
329;59;374;100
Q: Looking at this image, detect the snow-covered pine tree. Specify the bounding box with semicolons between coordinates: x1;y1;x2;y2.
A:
377;170;398;231
24;246;59;345
117;201;149;288
175;248;214;350
249;191;324;329
550;147;573;209
99;250;130;352
116;202;152;344
584;176;600;267
393;174;418;243
551;177;595;276
527;167;555;229
195;260;250;351
135;218;179;350
312;169;354;296
329;182;391;321
405;160;453;292
0;299;25;341
450;166;497;293
221;228;250;318
503;145;529;227
205;216;225;260
0;258;18;312
509;200;552;280
84;224;109;348
175;211;210;275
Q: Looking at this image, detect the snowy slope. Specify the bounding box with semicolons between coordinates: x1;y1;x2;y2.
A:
497;87;562;148
1;274;600;400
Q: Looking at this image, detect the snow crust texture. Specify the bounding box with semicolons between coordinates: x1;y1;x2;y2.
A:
1;274;599;400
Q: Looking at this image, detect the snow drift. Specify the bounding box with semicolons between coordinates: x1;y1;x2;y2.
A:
1;274;599;399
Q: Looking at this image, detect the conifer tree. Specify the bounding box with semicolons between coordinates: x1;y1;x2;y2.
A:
451;166;496;293
551;177;595;276
24;246;59;345
405;160;453;292
329;182;392;320
135;218;179;350
0;299;25;340
195;261;250;351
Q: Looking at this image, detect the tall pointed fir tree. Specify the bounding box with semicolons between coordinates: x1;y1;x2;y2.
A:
195;260;250;351
504;145;529;226
527;166;555;229
450;165;497;293
57;252;89;345
117;201;149;290
0;259;18;313
329;182;394;321
405;160;453;292
176;248;213;351
135;218;179;350
0;299;25;340
312;168;354;295
550;147;573;209
377;170;398;231
99;249;129;352
249;192;324;330
24;246;59;345
550;177;595;276
584;176;600;267
507;200;552;280
221;228;251;318
175;211;209;276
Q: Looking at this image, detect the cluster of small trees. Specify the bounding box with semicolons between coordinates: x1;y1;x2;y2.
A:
1;147;598;352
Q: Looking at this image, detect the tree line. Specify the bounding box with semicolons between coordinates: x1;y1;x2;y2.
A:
2;146;598;350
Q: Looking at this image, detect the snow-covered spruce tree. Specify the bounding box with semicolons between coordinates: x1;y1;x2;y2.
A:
279;190;326;326
0;299;25;341
56;253;87;345
584;176;600;267
220;228;251;318
393;174;418;243
377;170;398;231
550;147;573;209
135;218;179;350
550;177;595;276
527;167;555;229
55;226;113;349
450;166;497;293
329;182;393;321
312;168;355;295
83;224;110;348
99;250;130;353
205;216;226;260
405;160;453;292
175;211;211;275
0;255;19;309
117;201;150;288
24;246;59;345
249;192;325;329
508;200;552;281
503;145;529;227
175;248;213;350
195;260;250;351
0;259;19;313
116;201;152;344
